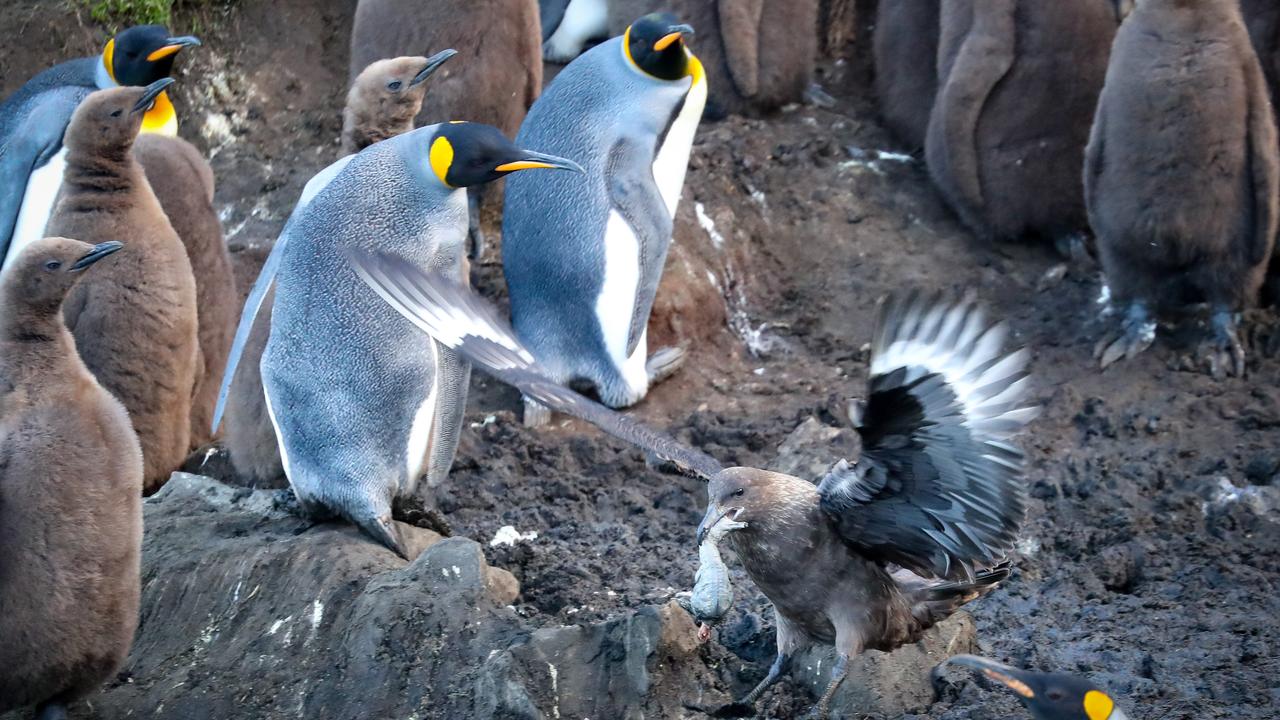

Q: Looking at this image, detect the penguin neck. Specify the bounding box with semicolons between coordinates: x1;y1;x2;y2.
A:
95;55;117;90
0;297;75;360
63;140;144;199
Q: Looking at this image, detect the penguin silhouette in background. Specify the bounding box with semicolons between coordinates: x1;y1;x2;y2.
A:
220;122;580;556
349;0;542;259
874;0;940;150
0;237;143;720
133;134;235;449
607;0;817;118
502;14;706;427
46;80;201;492
542;0;611;63
1086;0;1278;377
926;0;1122;254
216;51;455;487
0;25;199;271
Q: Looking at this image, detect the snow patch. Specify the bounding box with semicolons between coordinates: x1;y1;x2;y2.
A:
490;525;539;547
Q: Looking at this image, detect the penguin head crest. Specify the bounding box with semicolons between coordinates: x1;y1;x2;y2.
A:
65;79;176;154
349;50;457;135
3;238;123;317
624;13;696;81
103;25;200;87
425;122;584;190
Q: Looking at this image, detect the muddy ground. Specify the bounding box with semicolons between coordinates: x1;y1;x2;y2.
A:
2;1;1278;718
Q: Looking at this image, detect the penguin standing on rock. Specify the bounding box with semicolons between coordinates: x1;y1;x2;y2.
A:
0;25;198;270
349;0;542;258
502;14;706;427
874;0;940;150
925;0;1122;252
214;52;455;487
0;237;143;720
134;134;235;449
45;80;201;492
1085;0;1278;377
221;122;580;557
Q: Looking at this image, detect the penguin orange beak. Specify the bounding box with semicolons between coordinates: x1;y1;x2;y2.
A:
71;241;124;272
132;77;176;113
412;48;458;86
146;35;201;62
495;150;584;174
655;24;694;51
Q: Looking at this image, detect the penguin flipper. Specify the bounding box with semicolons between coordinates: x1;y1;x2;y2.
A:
930;0;1017;216
0;87;84;259
607;136;676;358
718;0;765;98
347;249;725;481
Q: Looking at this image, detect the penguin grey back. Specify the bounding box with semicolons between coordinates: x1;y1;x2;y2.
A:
503;35;692;384
926;0;1118;243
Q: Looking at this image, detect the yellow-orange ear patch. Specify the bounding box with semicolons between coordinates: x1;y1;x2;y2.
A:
139;91;177;136
1084;690;1114;720
103;38;117;82
430;135;455;187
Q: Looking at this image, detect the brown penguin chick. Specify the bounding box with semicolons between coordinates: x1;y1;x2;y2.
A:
873;0;940;150
1085;0;1279;378
925;0;1122;252
0;237;143;720
341;50;457;154
46;79;201;492
348;255;1040;720
349;0;542;258
608;0;818;118
133;133;235;449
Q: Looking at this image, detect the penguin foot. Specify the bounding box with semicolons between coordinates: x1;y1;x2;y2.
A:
1189;311;1246;380
646;346;688;385
1095;304;1156;370
392;495;453;537
36;702;68;720
523;396;553;428
357;513;409;559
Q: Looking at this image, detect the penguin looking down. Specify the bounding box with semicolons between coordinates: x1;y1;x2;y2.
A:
217;121;581;557
502;13;706;427
46;79;202;492
0;237;144;720
215;51;455;487
348;256;1039;720
943;656;1129;720
0;26;199;272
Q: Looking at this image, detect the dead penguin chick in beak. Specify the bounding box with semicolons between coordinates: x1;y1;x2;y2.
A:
678;506;745;642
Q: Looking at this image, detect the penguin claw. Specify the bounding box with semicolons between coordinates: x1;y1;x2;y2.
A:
1193;322;1246;380
1095;317;1156;370
646;345;688;385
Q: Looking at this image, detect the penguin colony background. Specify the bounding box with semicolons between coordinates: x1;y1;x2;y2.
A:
1;1;1278;719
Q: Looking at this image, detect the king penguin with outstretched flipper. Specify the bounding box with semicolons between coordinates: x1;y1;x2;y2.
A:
502;13;706;427
221;122;581;557
0;25;199;272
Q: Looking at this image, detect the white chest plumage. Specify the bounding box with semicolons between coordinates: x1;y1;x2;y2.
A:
4;147;68;278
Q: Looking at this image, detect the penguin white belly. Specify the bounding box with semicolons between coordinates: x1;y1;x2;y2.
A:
651;76;707;216
262;383;294;483
544;0;609;62
5;147;67;275
404;342;440;495
594;209;649;396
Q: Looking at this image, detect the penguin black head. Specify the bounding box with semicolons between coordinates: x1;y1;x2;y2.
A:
427;122;584;189
103;25;200;87
944;656;1128;720
4;238;123;316
625;13;696;81
64;79;176;154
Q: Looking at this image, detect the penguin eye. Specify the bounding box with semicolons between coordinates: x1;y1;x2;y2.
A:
44;260;62;271
1047;689;1064;701
734;488;746;497
387;80;403;92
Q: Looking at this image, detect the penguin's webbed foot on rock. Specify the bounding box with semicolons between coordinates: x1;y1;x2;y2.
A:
1189;310;1246;380
646;345;688;385
36;702;68;720
523;396;553;428
1094;303;1156;370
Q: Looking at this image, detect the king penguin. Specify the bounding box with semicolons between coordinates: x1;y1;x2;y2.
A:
222;122;581;556
215;51;455;487
0;237;143;720
502;13;706;426
46;80;202;492
0;25;199;274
